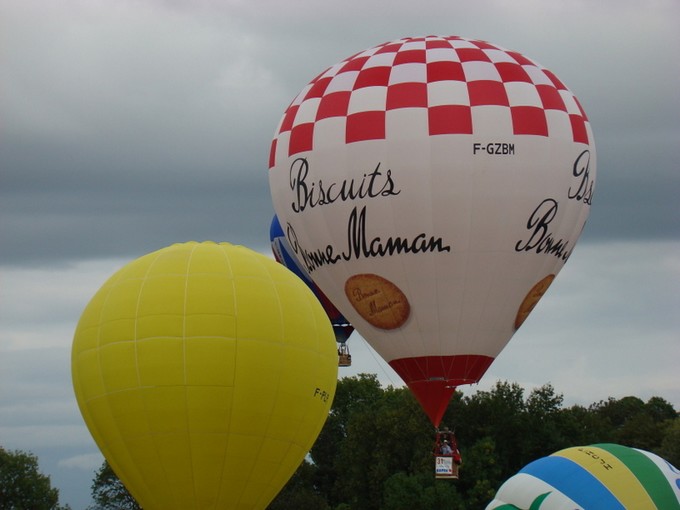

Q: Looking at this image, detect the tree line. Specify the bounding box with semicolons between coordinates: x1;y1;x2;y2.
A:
269;375;679;510
2;376;677;509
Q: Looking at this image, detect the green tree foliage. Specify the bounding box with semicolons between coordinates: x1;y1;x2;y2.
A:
382;472;463;510
590;395;679;450
454;437;501;509
89;461;141;510
0;447;69;510
659;417;680;467
267;377;678;510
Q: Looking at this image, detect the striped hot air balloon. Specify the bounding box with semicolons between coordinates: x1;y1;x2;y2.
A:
486;443;680;510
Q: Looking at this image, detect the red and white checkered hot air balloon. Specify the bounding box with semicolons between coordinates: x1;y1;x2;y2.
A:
268;36;595;427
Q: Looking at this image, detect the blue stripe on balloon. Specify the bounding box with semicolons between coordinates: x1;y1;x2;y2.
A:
520;456;625;509
271;216;313;284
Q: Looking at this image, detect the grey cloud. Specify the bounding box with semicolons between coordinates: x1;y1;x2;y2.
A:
0;175;275;266
3;0;678;269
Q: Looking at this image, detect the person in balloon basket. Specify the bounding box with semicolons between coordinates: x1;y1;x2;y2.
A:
437;428;463;465
441;440;453;455
438;440;462;466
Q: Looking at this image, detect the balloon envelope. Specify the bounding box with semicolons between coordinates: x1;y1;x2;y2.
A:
270;214;354;345
268;36;595;426
486;444;680;509
72;241;338;510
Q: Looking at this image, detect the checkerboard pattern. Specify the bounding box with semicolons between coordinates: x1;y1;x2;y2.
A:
269;36;591;168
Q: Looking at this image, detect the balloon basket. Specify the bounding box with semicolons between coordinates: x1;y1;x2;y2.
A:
435;456;459;479
433;428;461;479
338;343;351;367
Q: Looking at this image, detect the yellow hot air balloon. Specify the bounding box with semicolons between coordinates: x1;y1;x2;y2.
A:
72;241;338;510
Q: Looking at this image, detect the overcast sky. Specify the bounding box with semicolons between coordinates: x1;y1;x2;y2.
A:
1;0;679;508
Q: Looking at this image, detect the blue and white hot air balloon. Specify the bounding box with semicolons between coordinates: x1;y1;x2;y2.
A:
271;215;354;365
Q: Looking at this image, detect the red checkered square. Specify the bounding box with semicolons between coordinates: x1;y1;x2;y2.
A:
394;49;427;65
570;114;588;144
537;85;567;111
428;105;473;135
304;76;332;100
316;91;351;120
354;66;391;89
495;62;532;83
468;81;509;106
387;82;428;109
511;106;549;136
289;123;314;155
426;38;454;50
346;110;385;142
279;104;299;132
339;56;369;73
427;61;465;82
457;48;492;62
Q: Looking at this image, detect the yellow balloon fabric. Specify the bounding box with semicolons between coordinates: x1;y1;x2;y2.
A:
72;241;338;510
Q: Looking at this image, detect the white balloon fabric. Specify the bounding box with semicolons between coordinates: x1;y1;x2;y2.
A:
268;36;596;426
